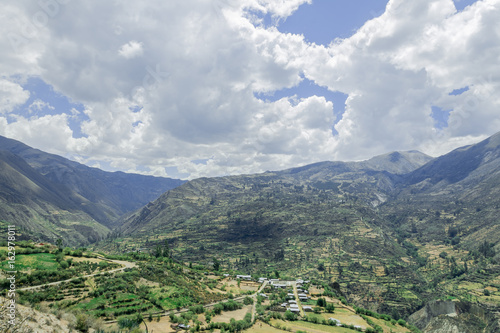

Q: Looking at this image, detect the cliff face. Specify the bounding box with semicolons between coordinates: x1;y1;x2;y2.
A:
408;300;458;329
409;300;499;333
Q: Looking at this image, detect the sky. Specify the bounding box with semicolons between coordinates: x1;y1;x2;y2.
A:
1;0;498;180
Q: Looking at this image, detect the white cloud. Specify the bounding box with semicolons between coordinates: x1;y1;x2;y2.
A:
118;40;144;59
0;0;499;179
301;0;500;160
0;113;88;155
28;99;54;113
0;79;30;114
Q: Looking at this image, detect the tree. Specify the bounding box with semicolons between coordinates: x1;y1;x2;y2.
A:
213;258;220;271
75;314;90;333
284;310;297;321
163;240;171;258
56;238;63;251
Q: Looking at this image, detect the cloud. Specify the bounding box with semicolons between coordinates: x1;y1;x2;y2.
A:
28;99;55;113
0;113;88;155
301;0;500;159
118;40;144;59
0;79;30;114
0;0;499;179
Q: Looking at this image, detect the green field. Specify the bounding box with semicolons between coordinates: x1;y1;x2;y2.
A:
2;253;58;271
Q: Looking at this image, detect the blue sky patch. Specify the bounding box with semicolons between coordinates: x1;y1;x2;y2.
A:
431;106;452;130
449;86;470;96
278;0;389;45
14;77;89;138
453;0;479;11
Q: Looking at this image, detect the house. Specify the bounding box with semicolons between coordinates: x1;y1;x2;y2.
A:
303;306;313;312
272;283;288;289
259;293;268;298
288;304;300;313
289;300;297;304
287;293;295;299
281;303;288;307
223;274;230;277
296;279;304;284
236;275;252;280
178;324;191;330
258;277;267;283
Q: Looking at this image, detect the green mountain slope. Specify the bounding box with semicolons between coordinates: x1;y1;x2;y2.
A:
385;132;500;250
98;150;434;316
99;134;500;319
0;135;185;226
0;150;109;244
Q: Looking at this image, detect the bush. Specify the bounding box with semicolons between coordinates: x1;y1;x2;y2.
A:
316;298;326;307
284;310;297;321
189;305;205;314
75;314;91;333
243;296;254;305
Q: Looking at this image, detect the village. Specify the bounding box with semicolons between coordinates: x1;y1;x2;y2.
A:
161;274;409;333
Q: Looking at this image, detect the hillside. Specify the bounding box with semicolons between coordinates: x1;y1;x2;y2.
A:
0;135;185;227
97;150;435;316
95;133;500;320
383;132;500;249
0;150;109;244
0;135;185;244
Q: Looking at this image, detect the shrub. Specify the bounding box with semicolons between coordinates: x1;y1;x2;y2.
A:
243;296;254;305
316;298;326;307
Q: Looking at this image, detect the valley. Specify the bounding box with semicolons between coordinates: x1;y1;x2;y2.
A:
1;133;500;332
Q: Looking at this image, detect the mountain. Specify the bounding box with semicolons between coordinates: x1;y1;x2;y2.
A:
404;131;500;194
99;134;500;318
99;149;433;315
120;149;433;238
0;135;185;226
0;150;109;244
382;132;500;248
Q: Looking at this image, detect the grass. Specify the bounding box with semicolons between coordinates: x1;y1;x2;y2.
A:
318;309;367;328
211;305;252;323
270;319;356;333
245;321;285;333
3;253;58;271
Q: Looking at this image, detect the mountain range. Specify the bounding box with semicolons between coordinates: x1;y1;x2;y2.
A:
0;135;184;244
1;131;500;326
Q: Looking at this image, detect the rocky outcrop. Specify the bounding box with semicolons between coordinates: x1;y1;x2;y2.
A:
409;300;499;333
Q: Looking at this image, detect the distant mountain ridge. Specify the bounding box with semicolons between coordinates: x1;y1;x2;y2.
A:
0;149;109;244
120;149;433;237
0;135;185;225
102;131;500;321
0;135;185;244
